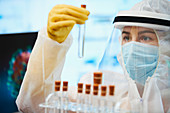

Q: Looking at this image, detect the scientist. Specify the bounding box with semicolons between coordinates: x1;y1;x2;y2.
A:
16;0;170;112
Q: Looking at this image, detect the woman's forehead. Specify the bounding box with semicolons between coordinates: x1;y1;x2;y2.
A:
122;26;155;32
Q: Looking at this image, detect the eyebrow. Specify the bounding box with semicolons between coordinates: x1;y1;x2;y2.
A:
122;31;130;34
122;30;155;35
138;30;155;35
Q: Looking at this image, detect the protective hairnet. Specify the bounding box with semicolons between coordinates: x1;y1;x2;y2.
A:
130;0;170;57
130;0;170;15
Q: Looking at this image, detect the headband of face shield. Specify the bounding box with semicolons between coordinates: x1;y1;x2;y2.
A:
98;10;170;86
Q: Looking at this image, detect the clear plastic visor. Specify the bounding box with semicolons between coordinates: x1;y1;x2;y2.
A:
99;26;160;85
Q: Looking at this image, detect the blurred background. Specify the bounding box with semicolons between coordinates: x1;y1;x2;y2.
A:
0;0;142;112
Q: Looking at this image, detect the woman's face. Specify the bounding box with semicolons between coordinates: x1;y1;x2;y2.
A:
121;26;159;46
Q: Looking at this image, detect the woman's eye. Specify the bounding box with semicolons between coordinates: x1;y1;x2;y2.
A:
123;36;130;41
141;36;152;41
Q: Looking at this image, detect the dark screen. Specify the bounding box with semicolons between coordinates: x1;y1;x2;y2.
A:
0;32;37;113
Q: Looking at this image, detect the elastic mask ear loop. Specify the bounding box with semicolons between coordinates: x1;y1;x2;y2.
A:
151;30;161;78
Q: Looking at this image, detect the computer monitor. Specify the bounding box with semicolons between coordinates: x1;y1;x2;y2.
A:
0;32;37;113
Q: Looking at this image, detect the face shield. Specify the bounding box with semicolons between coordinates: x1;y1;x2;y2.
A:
98;26;122;73
99;10;170;86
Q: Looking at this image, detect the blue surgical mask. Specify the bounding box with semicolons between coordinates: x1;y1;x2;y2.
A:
122;41;159;85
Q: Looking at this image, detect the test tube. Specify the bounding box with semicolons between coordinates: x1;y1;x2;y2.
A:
92;84;99;113
77;83;84;112
107;85;115;113
44;81;61;113
78;4;86;58
99;86;107;113
54;81;61;113
62;81;69;112
84;84;91;113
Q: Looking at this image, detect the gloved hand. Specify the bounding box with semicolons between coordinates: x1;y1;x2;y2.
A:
47;4;90;43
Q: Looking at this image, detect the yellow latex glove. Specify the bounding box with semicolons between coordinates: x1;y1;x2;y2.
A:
47;4;90;43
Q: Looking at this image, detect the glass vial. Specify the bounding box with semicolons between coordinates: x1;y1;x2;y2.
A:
49;80;61;113
107;85;115;113
83;84;91;113
92;84;99;113
78;4;86;58
61;81;69;112
76;83;84;113
45;81;61;113
99;86;107;113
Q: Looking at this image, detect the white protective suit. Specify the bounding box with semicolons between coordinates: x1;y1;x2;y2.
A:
16;0;170;113
16;28;73;112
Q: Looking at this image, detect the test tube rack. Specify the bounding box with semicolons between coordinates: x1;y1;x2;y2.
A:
39;72;126;113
